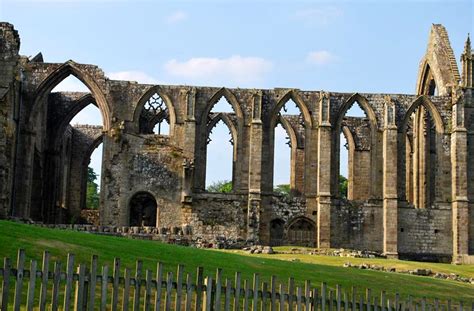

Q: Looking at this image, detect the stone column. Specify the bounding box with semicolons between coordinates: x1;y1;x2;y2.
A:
247;91;263;243
451;96;469;263
382;96;398;258
316;92;332;248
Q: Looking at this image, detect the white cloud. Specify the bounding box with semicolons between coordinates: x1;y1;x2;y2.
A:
294;7;343;26
107;71;159;84
306;50;337;65
166;11;188;24
164;55;272;86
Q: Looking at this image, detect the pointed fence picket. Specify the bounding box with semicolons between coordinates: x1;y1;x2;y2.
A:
0;249;471;311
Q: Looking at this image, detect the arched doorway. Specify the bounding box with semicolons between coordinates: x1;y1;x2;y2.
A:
269;219;285;246
129;192;158;227
287;217;316;247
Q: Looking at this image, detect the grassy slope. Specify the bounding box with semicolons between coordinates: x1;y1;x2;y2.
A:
0;220;472;302
223;247;474;279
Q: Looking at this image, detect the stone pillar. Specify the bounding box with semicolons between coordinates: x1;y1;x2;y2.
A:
183;88;196;155
316;92;332;248
451;96;469;263
247;91;263;243
382;96;398;258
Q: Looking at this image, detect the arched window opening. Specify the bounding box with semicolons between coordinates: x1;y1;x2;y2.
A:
85;142;103;210
428;79;437;96
274;123;291;194
129;192;157;227
339;101;367;200
405;105;438;208
269;219;285;246
139;92;170;135
273;99;304;196
339;131;349;199
287;218;316;247
205;97;236;191
26;69;109;224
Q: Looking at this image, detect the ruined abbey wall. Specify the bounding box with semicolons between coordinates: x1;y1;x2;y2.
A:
1;22;473;263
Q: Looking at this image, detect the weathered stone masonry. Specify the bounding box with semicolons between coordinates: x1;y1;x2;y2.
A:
1;22;473;263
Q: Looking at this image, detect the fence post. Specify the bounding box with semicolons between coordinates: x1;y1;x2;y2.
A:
88;255;98;311
13;249;25;311
176;265;184;311
185;274;193;311
203;276;214;311
144;270;153;311
224;278;232;311
381;292;386;311
63;253;75;311
196;267;204;311
26;259;37;311
252;273;259;311
243;279;250;311
234;272;241;311
123;268;131;311
344;291;349;311
312;288;319;311
51;261;62;311
154;262;163;311
270;276;277;311
304;280;311;311
287;277;294;311
165;272;174;311
74;264;86;311
336;285;341;311
329;290;334;311
278;283;285;311
112;258;120;311
215;268;223;311
296;286;302;311
321;283;327;311
351;287;356;311
366;289;372;311
1;257;11;311
133;260;143;311
262;281;268;311
39;251;50;311
100;265;109;311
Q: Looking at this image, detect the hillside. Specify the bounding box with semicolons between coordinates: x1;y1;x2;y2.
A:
0;220;472;302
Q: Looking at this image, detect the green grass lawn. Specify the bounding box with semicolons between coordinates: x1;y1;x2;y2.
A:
0;220;472;303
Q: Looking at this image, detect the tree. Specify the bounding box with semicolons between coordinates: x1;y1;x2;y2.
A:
339;175;348;199
207;180;232;193
86;167;100;209
274;184;290;197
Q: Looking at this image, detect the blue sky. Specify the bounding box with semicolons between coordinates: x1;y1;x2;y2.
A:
1;0;472;187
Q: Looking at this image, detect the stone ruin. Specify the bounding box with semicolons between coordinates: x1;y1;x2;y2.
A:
0;22;473;263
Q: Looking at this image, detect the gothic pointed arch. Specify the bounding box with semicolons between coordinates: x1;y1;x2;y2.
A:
134;86;176;136
270;89;312;129
398;95;444;208
401;95;444;134
335;93;378;129
206;112;238;146
415;25;461;96
52;94;97;150
202;87;244;124
332;93;379;199
31;61;111;130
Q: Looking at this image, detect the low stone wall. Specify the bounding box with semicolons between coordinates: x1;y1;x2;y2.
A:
398;207;452;262
186;193;248;242
330;200;384;252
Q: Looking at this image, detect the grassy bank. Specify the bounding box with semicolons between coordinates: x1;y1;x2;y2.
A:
0;220;472;302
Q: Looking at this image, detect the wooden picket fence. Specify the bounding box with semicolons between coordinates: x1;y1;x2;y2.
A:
0;249;471;311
